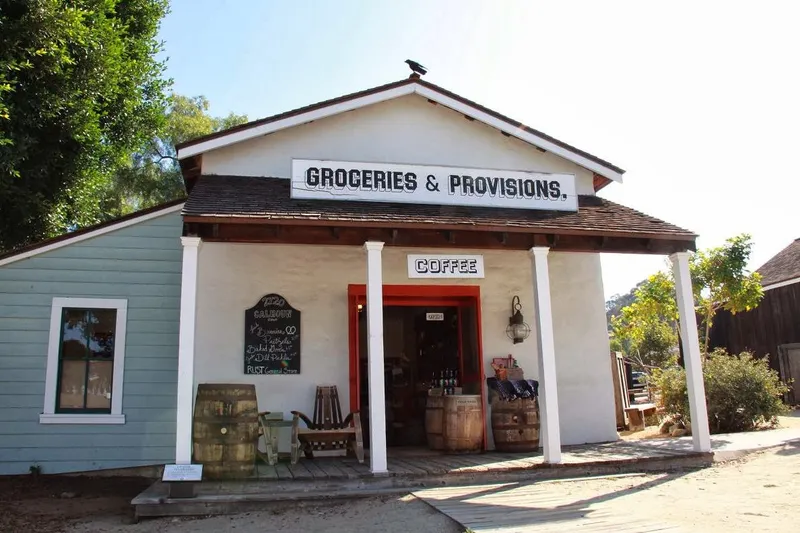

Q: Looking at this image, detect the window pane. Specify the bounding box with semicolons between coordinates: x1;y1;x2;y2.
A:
86;361;113;410
59;360;87;409
61;309;89;359
89;309;116;359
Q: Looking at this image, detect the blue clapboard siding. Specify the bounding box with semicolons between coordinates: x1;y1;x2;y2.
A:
0;209;182;475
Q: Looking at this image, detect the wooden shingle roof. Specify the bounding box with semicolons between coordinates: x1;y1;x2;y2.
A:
182;176;695;241
758;239;800;287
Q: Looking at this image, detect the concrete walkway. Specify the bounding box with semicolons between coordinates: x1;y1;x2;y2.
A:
629;425;800;461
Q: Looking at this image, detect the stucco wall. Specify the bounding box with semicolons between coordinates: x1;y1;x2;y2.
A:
194;243;617;449
0;212;182;475
200;94;597;196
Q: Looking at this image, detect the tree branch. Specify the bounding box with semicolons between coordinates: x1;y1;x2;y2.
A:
150;140;178;163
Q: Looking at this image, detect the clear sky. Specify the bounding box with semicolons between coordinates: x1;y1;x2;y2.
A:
158;0;799;299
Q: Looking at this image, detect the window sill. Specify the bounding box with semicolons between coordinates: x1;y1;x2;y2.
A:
39;413;126;425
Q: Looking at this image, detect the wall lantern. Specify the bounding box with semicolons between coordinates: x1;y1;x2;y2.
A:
505;295;531;344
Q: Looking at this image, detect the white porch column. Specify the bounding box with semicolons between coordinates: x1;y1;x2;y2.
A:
670;252;712;453
530;247;562;464
364;241;388;474
176;236;202;464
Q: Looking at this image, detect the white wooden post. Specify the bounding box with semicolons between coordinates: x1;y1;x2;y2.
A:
176;236;202;464
364;241;388;474
670;251;712;452
530;247;562;463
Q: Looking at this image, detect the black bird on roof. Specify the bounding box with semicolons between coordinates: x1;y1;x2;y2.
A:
405;59;427;76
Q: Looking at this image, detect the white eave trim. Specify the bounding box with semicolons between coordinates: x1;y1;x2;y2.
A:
762;276;800;291
177;84;416;159
0;203;184;268
413;86;624;183
176;84;624;183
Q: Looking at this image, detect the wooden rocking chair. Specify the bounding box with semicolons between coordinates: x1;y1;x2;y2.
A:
290;385;365;464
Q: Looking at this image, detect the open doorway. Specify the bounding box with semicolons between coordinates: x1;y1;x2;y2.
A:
348;285;484;449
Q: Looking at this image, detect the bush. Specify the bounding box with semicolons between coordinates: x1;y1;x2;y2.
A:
652;348;789;434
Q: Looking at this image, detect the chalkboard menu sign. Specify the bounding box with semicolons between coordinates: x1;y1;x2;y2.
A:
244;294;300;375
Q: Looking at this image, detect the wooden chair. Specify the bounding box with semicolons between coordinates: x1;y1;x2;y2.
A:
290;385;365;464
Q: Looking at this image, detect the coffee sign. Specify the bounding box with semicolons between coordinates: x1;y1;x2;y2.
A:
291;159;578;212
244;294;300;375
408;254;485;279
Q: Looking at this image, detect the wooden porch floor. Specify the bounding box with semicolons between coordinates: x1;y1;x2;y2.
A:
133;441;711;518
251;440;694;481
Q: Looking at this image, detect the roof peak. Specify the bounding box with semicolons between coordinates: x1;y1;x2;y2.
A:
175;77;625;184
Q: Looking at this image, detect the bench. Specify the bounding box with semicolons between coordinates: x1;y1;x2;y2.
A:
624;403;657;431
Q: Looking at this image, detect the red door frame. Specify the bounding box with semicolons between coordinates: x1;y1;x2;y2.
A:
347;284;487;449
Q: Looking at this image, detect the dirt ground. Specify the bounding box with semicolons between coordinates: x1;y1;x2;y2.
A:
544;441;800;532
0;476;150;533
1;423;798;533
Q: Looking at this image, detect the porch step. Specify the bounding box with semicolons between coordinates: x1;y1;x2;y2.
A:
132;449;712;519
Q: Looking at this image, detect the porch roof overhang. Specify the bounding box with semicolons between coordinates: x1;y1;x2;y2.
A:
182;175;697;254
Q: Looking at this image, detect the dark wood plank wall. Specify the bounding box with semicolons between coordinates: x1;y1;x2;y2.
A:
710;282;800;371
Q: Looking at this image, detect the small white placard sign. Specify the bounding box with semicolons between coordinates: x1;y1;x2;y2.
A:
426;312;445;321
408;254;485;279
162;464;203;482
291;159;578;211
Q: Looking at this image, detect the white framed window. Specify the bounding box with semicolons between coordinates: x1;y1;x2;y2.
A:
39;298;128;424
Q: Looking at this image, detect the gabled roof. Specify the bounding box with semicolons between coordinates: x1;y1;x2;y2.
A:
182;175;694;241
175;77;625;186
0;200;185;267
758;238;800;289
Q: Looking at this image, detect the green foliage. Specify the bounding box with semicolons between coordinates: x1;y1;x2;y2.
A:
631;320;678;371
605;282;640;328
610;234;763;358
111;94;248;212
0;0;171;252
610;271;678;372
652;349;789;433
690;234;764;352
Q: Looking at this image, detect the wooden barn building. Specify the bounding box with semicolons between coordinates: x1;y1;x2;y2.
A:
710;238;800;403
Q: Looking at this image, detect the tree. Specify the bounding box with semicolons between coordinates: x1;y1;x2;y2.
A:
690;234;764;353
111;94;248;212
605;282;640;330
0;0;171;252
611;271;678;372
611;234;764;361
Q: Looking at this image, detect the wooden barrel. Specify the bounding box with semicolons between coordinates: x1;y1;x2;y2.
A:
192;384;259;479
425;395;444;450
490;397;540;452
442;395;483;454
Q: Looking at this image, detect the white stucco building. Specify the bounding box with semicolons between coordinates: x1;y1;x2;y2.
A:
0;74;710;476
